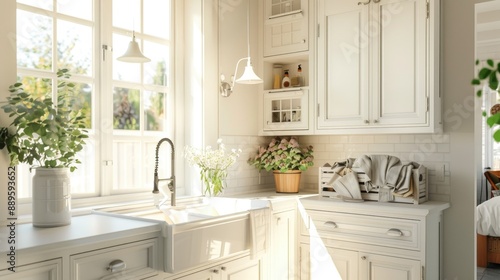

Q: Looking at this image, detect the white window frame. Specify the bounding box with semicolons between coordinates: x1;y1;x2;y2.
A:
14;0;184;215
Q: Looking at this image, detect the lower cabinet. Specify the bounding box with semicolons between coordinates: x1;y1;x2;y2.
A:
358;252;421;280
269;207;297;280
0;258;62;280
300;243;421;280
298;197;449;280
171;256;262;280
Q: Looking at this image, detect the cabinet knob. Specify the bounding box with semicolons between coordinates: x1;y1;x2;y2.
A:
212;269;219;274
221;266;227;271
373;119;379;123
358;0;371;5
364;120;370;124
106;259;126;273
302;39;306;43
361;256;367;260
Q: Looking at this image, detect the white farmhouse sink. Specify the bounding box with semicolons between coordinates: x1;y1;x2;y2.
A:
94;197;270;273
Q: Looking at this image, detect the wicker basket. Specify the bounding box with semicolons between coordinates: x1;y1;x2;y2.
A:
488;236;500;264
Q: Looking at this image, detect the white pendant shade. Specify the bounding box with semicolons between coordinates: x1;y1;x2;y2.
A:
117;34;151;63
235;62;262;84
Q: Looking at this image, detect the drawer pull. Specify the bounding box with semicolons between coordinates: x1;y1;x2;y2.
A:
386;228;404;237
324;221;338;228
107;259;126;273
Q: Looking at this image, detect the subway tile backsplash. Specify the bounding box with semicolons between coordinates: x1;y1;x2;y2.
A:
220;134;450;202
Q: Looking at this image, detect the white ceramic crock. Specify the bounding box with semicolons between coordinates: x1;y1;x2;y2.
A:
32;167;71;227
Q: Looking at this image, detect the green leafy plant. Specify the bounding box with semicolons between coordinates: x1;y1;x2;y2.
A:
472;59;500;141
247;137;314;173
0;69;89;171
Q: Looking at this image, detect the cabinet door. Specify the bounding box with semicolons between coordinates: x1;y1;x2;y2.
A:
302;239;358;280
317;0;370;128
370;0;428;126
329;248;359;280
270;209;296;280
264;0;308;57
264;89;308;131
174;256;261;280
298;243;310;280
0;259;62;280
173;269;216;280
221;256;262;280
359;253;420;280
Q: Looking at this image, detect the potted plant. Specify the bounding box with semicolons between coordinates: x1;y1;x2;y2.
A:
472;59;500;141
247;137;314;193
0;69;89;227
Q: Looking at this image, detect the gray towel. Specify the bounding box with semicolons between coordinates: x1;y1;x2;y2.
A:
352;155;416;194
327;170;362;199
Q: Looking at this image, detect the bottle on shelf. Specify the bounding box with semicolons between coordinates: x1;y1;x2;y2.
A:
291;64;302;87
282;70;291;88
273;64;283;89
297;64;302;86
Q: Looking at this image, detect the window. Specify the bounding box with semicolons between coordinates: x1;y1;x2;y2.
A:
15;0;173;204
483;84;500;170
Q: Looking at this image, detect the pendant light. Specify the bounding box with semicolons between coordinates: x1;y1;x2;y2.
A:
117;31;151;63
220;0;262;97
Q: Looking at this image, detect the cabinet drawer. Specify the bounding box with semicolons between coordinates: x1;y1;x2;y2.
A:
303;210;420;251
70;238;158;280
0;258;62;280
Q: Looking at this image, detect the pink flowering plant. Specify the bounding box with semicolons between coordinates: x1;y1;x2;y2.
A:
247;137;314;173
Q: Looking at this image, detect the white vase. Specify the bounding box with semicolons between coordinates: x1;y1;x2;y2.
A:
32;167;71;227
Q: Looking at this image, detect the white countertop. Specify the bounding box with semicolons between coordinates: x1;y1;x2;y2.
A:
0;213;161;253
300;195;450;218
226;189;318;200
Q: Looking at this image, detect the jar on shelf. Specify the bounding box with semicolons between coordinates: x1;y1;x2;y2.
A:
273;64;283;89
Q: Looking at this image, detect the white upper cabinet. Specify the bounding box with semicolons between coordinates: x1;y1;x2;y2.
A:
317;0;369;128
264;0;309;57
316;0;441;134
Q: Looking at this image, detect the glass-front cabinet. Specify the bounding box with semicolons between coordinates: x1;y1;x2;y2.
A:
269;0;302;16
263;88;308;131
264;0;308;57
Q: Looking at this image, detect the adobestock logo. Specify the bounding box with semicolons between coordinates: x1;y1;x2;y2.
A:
338;2;404;63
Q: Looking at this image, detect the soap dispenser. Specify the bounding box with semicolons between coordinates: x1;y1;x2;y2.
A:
282;70;291;88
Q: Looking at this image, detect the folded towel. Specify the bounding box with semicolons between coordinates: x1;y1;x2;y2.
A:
249;207;271;260
330;171;362;199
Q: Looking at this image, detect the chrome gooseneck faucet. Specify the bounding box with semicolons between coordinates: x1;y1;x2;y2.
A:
153;138;175;207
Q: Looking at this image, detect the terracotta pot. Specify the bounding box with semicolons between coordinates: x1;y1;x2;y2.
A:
273;170;301;193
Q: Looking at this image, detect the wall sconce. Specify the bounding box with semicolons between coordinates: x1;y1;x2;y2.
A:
220;57;262;97
117;31;151;63
220;0;262;97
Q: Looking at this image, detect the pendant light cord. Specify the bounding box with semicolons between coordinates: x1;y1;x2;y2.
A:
246;0;250;58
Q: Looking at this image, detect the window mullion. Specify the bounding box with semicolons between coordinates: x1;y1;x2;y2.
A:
100;0;114;196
